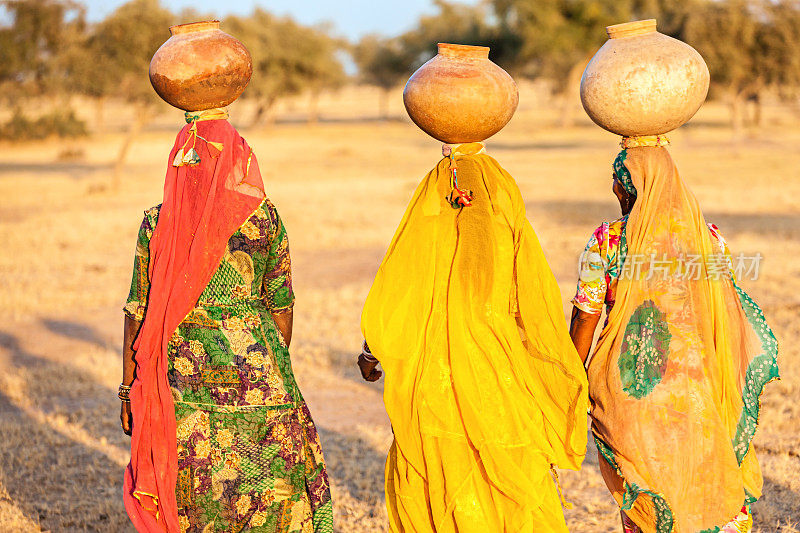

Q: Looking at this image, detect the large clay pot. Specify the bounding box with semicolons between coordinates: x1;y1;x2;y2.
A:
149;20;252;112
580;19;709;136
403;43;518;144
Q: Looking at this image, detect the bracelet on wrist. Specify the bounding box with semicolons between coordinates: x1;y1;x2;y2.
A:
118;383;132;402
359;352;379;364
360;341;378;363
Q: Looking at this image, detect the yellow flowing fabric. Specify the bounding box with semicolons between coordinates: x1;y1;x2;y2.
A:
589;147;779;532
361;143;589;533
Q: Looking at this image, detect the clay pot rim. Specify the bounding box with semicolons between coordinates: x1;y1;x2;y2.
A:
437;43;490;59
169;20;221;36
606;19;657;39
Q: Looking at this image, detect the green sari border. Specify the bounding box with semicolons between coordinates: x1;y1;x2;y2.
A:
730;282;780;465
594;434;675;533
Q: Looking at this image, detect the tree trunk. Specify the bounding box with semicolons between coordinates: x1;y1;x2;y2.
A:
112;102;149;192
250;102;267;128
746;93;762;129
308;90;320;125
379;87;390;121
557;93;572;128
95;96;106;135
263;96;278;127
752;98;762;129
250;96;278;128
729;91;745;141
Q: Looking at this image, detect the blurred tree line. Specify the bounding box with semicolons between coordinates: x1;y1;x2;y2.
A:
1;0;799;143
355;0;800;131
0;0;346;186
0;0;346;138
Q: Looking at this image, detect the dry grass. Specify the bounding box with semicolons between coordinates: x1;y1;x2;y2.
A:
0;86;797;532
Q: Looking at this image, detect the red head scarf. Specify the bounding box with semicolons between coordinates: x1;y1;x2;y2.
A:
123;109;265;532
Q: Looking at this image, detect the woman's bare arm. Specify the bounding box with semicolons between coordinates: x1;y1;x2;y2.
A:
569;306;601;365
272;308;293;348
120;315;141;436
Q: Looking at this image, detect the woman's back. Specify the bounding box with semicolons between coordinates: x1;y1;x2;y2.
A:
124;197;334;532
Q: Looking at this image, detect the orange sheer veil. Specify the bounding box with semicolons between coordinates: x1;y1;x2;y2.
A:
589;146;779;532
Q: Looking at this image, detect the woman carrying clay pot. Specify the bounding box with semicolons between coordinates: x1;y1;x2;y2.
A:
359;44;588;532
120;21;332;533
570;20;779;533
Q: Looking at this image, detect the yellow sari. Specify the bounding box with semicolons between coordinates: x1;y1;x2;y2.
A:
589;146;779;532
361;143;589;532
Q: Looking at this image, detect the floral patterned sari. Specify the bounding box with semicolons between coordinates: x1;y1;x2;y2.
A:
576;146;778;533
126;198;333;532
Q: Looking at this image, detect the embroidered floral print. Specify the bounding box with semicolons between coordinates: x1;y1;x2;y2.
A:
571;216;627;316
572;217;724;317
125;199;333;533
618;300;672;399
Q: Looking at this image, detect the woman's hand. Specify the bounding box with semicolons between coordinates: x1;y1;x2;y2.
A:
358;353;382;382
120;315;140;437
271;308;293;348
120;400;132;436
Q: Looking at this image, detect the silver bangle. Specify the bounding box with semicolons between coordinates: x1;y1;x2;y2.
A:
361;341;378;363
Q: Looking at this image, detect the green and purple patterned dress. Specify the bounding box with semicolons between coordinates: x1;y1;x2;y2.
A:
124;198;333;533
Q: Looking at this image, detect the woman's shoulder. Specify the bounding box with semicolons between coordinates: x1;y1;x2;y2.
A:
585;215;625;246
607;215;627;236
144;204;161;220
240;197;287;244
138;204;162;235
251;196;280;224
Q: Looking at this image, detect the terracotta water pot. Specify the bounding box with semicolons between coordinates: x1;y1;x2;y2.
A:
580;19;709;136
403;43;518;144
149;20;252;112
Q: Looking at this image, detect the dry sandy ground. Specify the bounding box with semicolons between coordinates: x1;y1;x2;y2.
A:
0;88;798;532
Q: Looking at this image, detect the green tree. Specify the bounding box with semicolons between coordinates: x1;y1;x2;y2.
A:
67;0;173;187
492;0;635;124
0;0;86;101
400;0;515;65
73;0;172;103
749;0;800;124
288;23;347;124
489;0;723;125
225;10;346;126
0;0;90;145
628;0;702;37
353;0;518;120
683;0;775;133
492;0;628;86
353;35;416;119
